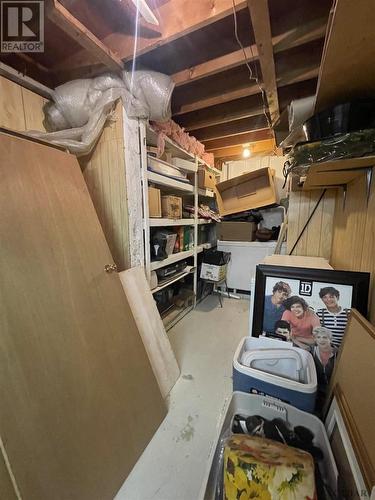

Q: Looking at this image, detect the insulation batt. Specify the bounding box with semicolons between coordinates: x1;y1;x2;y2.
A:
150;119;214;166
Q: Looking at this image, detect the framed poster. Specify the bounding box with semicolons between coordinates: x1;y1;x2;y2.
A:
252;265;370;409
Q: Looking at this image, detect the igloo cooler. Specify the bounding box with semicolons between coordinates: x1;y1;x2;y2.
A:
233;336;317;412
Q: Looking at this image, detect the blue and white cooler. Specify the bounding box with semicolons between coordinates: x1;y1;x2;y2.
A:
233;336;317;412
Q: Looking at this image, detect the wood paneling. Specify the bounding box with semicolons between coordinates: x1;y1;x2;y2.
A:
331;174;375;323
0;76;47;132
0;131;165;500
287;189;336;259
80;101;131;272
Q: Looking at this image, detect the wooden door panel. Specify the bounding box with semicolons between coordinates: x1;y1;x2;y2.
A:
0;132;166;500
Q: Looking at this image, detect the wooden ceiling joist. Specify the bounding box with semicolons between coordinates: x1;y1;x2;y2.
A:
247;0;279;124
174;61;319;115
204;128;273;151
46;0;124;73
177;95;264;131
211;139;276;158
103;0;248;61
193;114;268;141
172;15;326;87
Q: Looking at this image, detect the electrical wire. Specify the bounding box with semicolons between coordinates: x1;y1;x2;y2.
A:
231;0;273;132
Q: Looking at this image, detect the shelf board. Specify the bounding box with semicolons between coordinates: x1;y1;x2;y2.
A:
198;188;215;198
163;304;194;331
151;267;193;294
147;154;197;173
303;156;375;190
147;171;194;193
146;126;195;162
198;158;221;176
150;249;194;271
150;243;212;271
149;218;214;226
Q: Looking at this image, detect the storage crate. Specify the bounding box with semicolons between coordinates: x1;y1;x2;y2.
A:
200;392;338;500
233;337;317;412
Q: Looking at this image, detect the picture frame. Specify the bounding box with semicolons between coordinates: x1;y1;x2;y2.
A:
252;265;370;410
325;385;375;499
252;265;370;340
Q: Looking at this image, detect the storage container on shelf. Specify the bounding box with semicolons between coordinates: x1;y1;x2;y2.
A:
200;392;338;500
233;336;317;412
147;155;189;182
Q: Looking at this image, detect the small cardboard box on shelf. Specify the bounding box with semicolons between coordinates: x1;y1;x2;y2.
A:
161;195;182;219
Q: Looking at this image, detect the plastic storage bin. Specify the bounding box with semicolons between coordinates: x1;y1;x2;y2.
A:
200;392;337;500
233;337;317;412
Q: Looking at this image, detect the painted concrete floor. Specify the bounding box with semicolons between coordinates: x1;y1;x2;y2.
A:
115;295;249;500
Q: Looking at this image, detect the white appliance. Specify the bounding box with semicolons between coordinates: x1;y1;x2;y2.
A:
217;240;286;292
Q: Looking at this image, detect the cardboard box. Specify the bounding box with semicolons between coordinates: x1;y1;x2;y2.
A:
189;167;216;190
217;221;257;242
161;195;182;219
200;262;227;282
215;167;277;216
148;186;161;217
198;167;216;190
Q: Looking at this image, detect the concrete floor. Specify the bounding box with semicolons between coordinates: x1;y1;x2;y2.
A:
115;295;249;500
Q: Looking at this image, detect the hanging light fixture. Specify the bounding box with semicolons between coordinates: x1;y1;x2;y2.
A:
242;147;251;159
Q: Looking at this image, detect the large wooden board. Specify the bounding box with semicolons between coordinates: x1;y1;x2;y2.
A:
0;131;166;500
119;267;180;398
328;310;375;491
315;0;375;112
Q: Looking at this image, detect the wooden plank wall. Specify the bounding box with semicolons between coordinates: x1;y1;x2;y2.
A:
0;75;47;131
287;189;336;259
331;175;375;324
80;100;131;271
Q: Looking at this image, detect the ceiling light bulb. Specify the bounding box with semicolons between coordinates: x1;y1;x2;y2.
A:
242;147;251;159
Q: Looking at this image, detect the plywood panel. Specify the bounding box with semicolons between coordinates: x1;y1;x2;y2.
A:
81;100;130;271
0;76;26;131
0;131;166;500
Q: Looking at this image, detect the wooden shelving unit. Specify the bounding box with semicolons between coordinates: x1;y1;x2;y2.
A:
139;121;217;328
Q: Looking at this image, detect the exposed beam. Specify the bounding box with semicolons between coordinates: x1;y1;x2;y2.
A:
174;62;319;115
172;15;326;87
248;0;279;124
177;95;264;131
193;115;268;141
102;0;248;61
173;44;258;87
204;129;273;150
0;62;53;99
177;78;317;131
212;139;276;158
46;0;123;73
